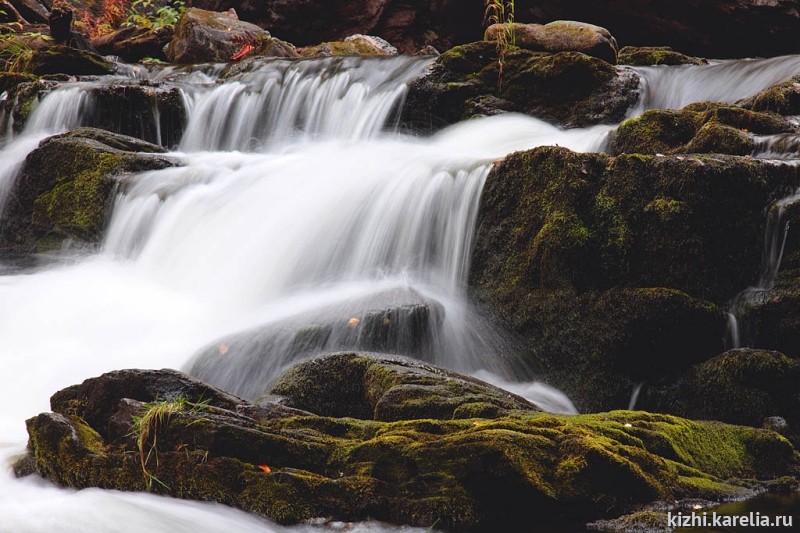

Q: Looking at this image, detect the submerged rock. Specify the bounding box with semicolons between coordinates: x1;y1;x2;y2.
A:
20;364;798;529
469;146;800;410
485;20;618;64
738;75;800;117
166;8;298;64
0;127;176;253
402;41;640;131
187;288;445;401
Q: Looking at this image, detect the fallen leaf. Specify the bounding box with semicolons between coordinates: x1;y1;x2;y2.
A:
218;344;229;355
258;464;271;473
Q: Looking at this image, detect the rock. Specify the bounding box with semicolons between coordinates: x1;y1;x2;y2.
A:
764;417;789;435
20;367;798;529
81;80;187;147
485;20;618;64
617;46;706;66
0;128;176;253
26;45;115;76
645;350;800;446
520;0;800;59
469;146;800;410
165;8;298;64
299;34;398;58
270;352;537;421
738;75;800;116
0;76;58;133
91;25;174;63
48;7;72;45
402;41;639;131
187;288;445;400
187;0;485;54
612;103;794;156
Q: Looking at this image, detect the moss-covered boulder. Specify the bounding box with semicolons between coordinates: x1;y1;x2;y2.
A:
0;32;115;75
270;352;537;421
0;127;177;253
299;34;397;58
166;8;298;63
485;20;618;64
0;74;57;132
469;146;800;410
19;366;799;530
401;41;639;131
647;349;800;447
738;75;800;116
91;25;174;63
612;103;794;156
617;46;706;66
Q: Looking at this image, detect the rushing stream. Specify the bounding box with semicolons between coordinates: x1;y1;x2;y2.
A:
2;53;800;532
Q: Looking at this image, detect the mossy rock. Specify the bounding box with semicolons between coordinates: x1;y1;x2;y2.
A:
647;349;800;447
617;46;706;66
299;35;396;58
270;352;537;421
469;146;800;410
738;75;800;116
402;41;640;131
0;127;176;253
0;71;38;94
20;367;799;529
612;103;793;156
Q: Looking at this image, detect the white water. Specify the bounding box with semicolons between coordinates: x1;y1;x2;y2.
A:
3;52;800;532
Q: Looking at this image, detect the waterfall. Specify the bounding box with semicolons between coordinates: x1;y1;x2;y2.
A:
3;51;800;533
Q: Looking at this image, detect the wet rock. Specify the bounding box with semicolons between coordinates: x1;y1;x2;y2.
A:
645;349;800;446
0;74;56;132
485;20;618;64
764;417;789;435
165;8;298;64
617;46;706;66
270;352;537;421
81;80;187;147
469;146;800;410
187;288;445;400
26;45;114;76
92;25;174;63
612;103;794;156
402;41;640;131
738;75;800;116
0;127;176;253
21;367;798;529
299;34;397;58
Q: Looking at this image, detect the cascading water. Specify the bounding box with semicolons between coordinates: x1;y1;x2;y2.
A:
3;52;800;533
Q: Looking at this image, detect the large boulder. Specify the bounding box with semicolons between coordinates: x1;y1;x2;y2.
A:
91;25;175;63
299;34;397;58
19;365;798;529
165;8;298;64
485;20;618;64
617;46;706;66
401;41;639;130
469;146;800;410
0;128;176;253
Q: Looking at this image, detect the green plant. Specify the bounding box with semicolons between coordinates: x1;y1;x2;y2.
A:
124;0;185;30
0;34;33;73
130;395;209;490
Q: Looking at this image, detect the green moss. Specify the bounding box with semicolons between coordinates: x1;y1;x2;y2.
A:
617;46;706;66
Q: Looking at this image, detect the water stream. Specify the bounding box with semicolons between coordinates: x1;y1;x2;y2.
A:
2;53;800;532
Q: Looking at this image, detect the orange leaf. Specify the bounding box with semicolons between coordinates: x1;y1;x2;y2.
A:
231;43;255;61
258;464;271;473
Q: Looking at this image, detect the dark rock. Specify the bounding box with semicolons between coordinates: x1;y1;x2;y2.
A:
738;75;800;116
26;45;115;76
485;20;618;64
0;127;176;253
521;0;800;59
402;41;640;131
165;8;298;64
269;352;537;421
81;80;187;147
188;0;484;55
617;46;706;66
612;103;794;156
645;349;800;446
764;417;789;435
48;6;72;45
1;76;59;133
187;288;445;400
91;25;174;63
469;146;800;410
22;367;797;529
